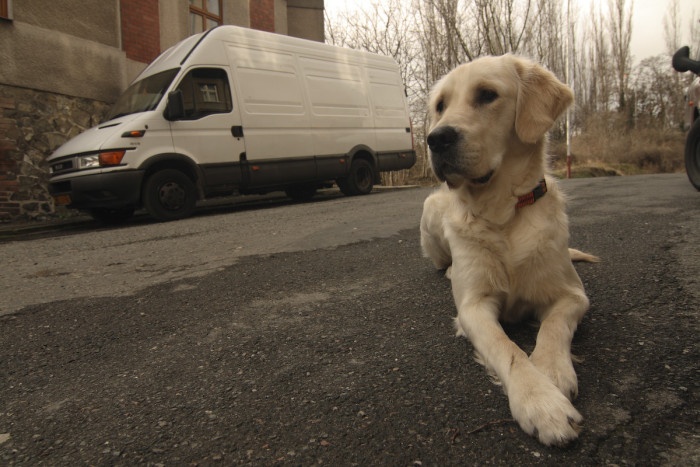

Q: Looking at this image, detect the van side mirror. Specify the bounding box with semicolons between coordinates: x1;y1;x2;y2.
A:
164;90;185;121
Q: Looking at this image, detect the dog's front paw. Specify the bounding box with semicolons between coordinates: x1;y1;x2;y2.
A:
508;369;583;446
529;350;579;400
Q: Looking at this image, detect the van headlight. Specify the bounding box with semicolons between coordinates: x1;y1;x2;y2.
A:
78;154;100;169
77;150;126;169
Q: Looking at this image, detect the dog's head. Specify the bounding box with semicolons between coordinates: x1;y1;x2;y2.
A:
427;55;573;188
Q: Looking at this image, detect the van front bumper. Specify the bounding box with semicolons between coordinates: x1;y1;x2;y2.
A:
49;170;145;210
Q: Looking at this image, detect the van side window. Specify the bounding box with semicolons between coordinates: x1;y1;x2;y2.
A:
176;68;232;119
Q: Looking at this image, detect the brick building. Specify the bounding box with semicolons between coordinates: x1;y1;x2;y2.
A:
0;0;324;221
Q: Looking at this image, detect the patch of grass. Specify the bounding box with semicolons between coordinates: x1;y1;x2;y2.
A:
550;161;622;179
549;112;686;177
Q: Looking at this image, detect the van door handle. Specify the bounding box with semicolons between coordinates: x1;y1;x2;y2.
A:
231;126;244;138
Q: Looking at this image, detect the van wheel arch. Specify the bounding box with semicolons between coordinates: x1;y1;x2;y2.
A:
338;149;377;196
139;154;204;199
139;155;202;221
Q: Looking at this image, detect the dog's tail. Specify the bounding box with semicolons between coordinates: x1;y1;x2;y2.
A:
569;248;600;263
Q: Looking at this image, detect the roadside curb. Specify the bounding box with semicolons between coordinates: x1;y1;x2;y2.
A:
0;216;95;237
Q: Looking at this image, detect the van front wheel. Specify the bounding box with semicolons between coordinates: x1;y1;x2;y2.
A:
143;169;197;221
338;159;375;196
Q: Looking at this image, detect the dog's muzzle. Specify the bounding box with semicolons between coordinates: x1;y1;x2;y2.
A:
427;126;461;181
427;126;493;185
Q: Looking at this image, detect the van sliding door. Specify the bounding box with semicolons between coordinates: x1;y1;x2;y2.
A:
226;44;316;188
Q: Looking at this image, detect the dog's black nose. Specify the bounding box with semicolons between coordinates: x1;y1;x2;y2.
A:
427;126;459;153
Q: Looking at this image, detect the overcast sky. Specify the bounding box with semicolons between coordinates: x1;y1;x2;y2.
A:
630;0;696;62
324;0;699;64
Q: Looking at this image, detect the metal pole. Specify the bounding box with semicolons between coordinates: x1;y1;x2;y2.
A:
566;0;571;179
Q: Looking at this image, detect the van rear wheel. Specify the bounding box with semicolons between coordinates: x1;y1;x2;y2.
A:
338;159;374;196
143;169;197;221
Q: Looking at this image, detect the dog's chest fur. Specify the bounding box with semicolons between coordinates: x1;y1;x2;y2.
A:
445;185;570;322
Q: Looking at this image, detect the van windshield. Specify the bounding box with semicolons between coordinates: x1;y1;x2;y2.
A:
105;68;179;121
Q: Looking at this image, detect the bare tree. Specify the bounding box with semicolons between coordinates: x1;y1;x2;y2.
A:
632;55;681;129
526;0;565;74
608;0;633;113
475;0;533;55
579;1;614;116
664;0;681;56
690;13;700;60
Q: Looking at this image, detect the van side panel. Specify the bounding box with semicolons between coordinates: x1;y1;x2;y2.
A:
242;156;319;189
299;56;376;157
226;44;312;160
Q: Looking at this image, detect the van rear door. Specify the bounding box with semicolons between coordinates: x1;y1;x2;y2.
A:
168;67;246;193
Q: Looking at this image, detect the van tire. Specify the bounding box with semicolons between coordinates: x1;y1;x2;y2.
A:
143;169;197;221
338;159;374;196
685;119;700;191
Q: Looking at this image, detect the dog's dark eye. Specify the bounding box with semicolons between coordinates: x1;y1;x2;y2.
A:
436;100;445;114
476;88;498;105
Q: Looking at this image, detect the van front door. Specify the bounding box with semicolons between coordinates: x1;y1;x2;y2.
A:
168;67;246;194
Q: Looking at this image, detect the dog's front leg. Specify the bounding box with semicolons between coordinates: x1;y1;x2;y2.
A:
530;291;589;401
454;293;583;446
420;192;452;271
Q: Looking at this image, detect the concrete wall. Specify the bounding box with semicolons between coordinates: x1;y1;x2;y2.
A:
12;0;120;48
287;0;324;42
0;1;127;102
275;0;288;35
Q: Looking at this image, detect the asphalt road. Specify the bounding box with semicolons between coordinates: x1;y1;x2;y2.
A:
0;173;698;465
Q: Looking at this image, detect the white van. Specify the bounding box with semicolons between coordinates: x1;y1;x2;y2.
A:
48;25;416;222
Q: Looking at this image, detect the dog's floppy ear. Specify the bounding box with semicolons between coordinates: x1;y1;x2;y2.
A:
514;59;573;144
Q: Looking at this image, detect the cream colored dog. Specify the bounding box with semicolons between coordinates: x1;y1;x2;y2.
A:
420;54;597;446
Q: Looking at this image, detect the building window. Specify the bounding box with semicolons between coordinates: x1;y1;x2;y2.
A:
0;0;13;20
189;0;222;35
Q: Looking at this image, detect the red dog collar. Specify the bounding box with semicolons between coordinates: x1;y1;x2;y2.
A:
516;179;547;208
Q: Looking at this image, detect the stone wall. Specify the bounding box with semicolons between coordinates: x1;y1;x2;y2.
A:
0;85;110;221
